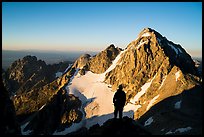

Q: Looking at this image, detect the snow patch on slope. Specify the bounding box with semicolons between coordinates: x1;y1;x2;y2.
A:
144;116;153;126
146;95;160;111
174;100;182;109
21;122;32;135
130;74;157;104
104;50;126;74
168;43;179;54
158;75;167;89
157;38;161;44
67;69;79;85
55;72;62;78
141;32;151;37
137;40;148;49
39;104;46;110
177;47;183;53
175;70;181;81
168;43;183;55
64;64;72;73
56;64;73;78
165;127;192;134
124;104;141;112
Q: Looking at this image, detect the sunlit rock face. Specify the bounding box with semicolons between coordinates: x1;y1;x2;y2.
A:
72;54;91;69
3;55;72;95
104;28;200;119
89;44;121;74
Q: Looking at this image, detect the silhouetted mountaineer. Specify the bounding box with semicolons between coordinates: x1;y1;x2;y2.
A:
113;84;126;119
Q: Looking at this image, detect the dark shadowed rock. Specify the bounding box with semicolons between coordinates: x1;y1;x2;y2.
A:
68;116;151;135
0;84;21;135
137;85;202;135
20;88;83;135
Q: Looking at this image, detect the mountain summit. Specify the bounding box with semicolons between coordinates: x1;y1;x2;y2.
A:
105;27;200;118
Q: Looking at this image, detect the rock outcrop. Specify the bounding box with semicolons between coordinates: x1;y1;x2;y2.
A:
68;116;151;135
193;58;202;78
3;55;72;95
72;44;121;74
12;67;76;116
72;54;91;69
89;44;121;74
137;85;202;135
20;88;83;135
5;56;47;94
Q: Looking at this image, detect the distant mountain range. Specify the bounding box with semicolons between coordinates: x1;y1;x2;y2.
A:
1;28;202;135
2;50;98;70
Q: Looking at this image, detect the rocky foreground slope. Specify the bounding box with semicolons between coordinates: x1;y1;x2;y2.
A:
0;84;21;135
68;116;151;135
137;85;202;135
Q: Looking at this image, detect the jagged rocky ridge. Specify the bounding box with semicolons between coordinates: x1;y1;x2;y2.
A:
2;27;202;135
2;56;73;115
72;44;121;74
2;56;80;135
2;55;72;95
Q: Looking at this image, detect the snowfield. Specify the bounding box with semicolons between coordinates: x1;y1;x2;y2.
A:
53;50;129;135
69;71;115;115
